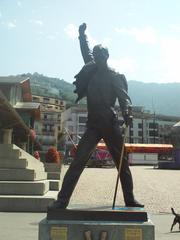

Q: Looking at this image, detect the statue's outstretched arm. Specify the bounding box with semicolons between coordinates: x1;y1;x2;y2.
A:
78;23;94;64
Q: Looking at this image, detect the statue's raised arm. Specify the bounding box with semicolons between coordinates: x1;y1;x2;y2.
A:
78;23;94;64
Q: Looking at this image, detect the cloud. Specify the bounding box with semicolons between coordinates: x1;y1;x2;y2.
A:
64;24;78;39
86;31;97;47
108;57;137;74
7;21;16;29
102;37;112;47
64;23;97;47
115;26;157;44
169;24;180;32
17;1;22;7
35;20;43;26
47;35;56;40
160;37;180;82
29;19;43;26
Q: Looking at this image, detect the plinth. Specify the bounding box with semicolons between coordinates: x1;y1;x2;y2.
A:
39;207;155;240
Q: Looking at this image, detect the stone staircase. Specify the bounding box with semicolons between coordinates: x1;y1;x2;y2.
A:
0;144;57;212
44;163;61;191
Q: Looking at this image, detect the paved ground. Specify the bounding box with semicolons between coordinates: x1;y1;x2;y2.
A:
67;165;180;214
0;165;180;239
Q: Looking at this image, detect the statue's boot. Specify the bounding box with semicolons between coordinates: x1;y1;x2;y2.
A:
123;192;144;208
125;199;144;208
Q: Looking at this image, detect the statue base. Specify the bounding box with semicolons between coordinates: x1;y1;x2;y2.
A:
39;207;155;240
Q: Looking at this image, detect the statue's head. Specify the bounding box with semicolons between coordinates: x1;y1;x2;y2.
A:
93;44;109;66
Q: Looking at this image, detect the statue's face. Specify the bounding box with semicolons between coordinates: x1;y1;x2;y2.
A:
93;45;109;66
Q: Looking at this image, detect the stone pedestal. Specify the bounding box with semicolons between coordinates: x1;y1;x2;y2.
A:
2;129;13;144
39;208;155;240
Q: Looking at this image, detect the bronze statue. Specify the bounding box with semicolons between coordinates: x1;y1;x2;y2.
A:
50;23;144;209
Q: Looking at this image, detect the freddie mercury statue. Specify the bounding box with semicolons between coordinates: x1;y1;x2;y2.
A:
50;23;144;209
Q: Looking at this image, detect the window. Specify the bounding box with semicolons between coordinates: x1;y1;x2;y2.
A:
34;125;38;131
43;97;50;102
149;122;158;129
10;85;22;105
79;116;87;123
149;130;158;137
130;130;133;136
138;123;142;128
138;131;142;136
78;125;86;132
55;100;59;104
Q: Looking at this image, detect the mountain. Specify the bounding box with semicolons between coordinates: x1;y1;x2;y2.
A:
23;72;77;106
128;81;180;116
21;73;180;116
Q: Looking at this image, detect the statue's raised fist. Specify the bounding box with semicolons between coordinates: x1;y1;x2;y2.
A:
79;23;87;34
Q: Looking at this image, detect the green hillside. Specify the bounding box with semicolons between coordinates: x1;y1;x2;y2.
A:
21;72;180;116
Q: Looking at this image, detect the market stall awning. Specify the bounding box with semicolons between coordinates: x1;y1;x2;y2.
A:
124;143;173;154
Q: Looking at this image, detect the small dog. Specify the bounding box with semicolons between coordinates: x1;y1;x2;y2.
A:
171;208;180;232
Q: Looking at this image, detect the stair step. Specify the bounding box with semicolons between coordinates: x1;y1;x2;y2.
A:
0;169;47;181
0;158;45;170
0;191;58;212
47;172;61;180
44;163;61;172
20;149;44;164
0;148;21;158
0;180;49;195
49;180;61;191
0;144;44;167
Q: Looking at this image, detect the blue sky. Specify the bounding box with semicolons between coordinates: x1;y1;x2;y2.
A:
1;0;180;83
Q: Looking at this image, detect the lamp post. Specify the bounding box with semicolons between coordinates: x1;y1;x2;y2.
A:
141;108;144;143
153;111;156;144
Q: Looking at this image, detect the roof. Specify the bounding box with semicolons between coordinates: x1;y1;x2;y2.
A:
14;102;40;109
0;76;29;84
173;121;180;127
14;102;41;120
0;76;32;102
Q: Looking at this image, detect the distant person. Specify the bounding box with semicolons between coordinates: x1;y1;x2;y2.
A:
50;23;144;209
45;146;60;164
33;151;40;160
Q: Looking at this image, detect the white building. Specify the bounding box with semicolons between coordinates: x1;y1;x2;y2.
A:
61;105;180;148
61;105;87;146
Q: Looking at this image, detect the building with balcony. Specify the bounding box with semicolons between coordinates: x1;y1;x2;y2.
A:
32;95;66;152
0;76;40;152
129;107;180;144
61;105;180;149
61;104;87;148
